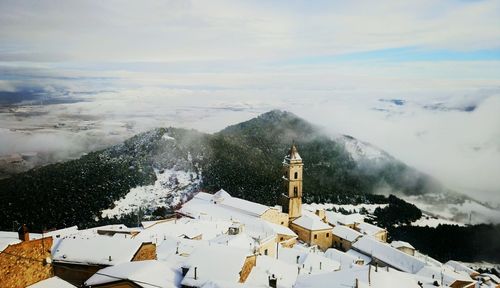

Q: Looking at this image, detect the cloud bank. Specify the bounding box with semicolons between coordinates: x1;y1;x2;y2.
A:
0;0;499;203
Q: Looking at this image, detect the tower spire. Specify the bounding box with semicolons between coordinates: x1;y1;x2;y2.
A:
281;143;303;220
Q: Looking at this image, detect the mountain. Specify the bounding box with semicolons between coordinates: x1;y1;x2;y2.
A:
0;110;456;231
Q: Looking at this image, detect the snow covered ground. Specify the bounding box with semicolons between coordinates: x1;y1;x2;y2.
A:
405;195;500;225
411;213;465;228
304;203;388;214
101;168;201;218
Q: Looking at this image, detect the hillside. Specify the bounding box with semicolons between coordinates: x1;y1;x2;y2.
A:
0;110;447;231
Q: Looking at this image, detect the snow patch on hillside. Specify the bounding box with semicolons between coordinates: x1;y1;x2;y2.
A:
306;203;387;214
336;135;391;162
405;195;500;225
101;168;201;218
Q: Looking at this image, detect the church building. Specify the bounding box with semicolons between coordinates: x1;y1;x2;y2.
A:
281;144;333;251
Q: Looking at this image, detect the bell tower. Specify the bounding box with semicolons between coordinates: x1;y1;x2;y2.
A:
281;143;303;220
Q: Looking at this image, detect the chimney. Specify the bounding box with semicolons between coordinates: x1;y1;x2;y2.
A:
268;274;277;288
17;224;29;241
194;267;198;280
315;209;326;222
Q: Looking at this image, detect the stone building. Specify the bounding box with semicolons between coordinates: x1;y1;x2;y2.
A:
282;144;333;251
0;230;53;288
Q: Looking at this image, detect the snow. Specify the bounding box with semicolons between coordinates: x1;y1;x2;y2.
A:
134;217;232;245
324;211;364;226
52;235;144;265
277;246;340;275
304;203;387;215
295;265;423;288
27;276;76;288
178;191;290;241
405;194;500;225
346;249;373;265
416;264;474;287
332;225;362;242
324;248;364;267
338;135;390;162
411;213;465;227
180;245;251;287
218;195;270;217
445;260;478;276
85;260;182;288
391;240;415;250
162;133;175;141
156;237;205;260
0;231;21;251
292;211;332;231
352;236;426;274
245;255;298;288
101;168;201;218
209;232;257;252
357;222;385;237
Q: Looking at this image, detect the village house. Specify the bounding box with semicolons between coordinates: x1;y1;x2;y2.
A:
355;221;388;242
331;225;362;252
391;240;416;256
0;226;54;287
52;236;156;286
351;235;426;274
84;260;181;288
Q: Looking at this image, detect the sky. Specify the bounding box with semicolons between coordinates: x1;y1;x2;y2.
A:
0;0;499;203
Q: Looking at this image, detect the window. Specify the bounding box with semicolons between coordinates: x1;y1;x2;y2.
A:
293;186;298;197
280;237;284;241
314;234;318;240
264;249;268;255
326;233;330;238
281;221;284;225
294;172;298;179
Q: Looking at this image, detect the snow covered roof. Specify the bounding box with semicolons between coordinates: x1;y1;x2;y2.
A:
277;246;340;275
265;221;297;237
213;189;232;201
27;276;76;288
52;235;146;265
357;221;385;236
85;260;182;288
332;225;362;242
178;193;282;241
283;143;302;163
324;211;364;226
135;217;231;245
295;265;422;288
156;237;205;260
180;191;271;218
209;233;256;252
391;240;415;250
0;231;21;252
324;248;364;267
245;255;298;287
219;196;270;217
445;260;478;276
345;249;372;265
292;211;332;231
352;236;426;274
416;264;473;286
180;245;251;287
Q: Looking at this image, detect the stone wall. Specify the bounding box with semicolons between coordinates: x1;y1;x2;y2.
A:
0;237;53;288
